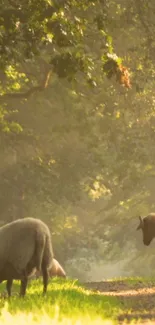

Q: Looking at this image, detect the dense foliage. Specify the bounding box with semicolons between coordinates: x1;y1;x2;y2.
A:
0;0;155;279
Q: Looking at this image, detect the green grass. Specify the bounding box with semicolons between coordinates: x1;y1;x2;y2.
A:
106;276;155;282
0;276;154;324
111;276;155;286
0;278;122;325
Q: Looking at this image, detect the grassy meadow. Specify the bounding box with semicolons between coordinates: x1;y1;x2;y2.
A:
0;278;121;325
0;277;155;324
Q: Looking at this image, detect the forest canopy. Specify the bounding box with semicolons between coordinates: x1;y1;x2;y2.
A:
0;0;155;280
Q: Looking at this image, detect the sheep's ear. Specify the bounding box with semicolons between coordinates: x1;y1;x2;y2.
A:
136;216;144;230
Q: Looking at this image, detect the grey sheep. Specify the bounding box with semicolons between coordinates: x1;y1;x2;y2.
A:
31;258;66;279
137;212;155;246
0;217;54;297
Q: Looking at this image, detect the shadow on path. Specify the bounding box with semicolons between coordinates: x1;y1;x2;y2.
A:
84;280;155;322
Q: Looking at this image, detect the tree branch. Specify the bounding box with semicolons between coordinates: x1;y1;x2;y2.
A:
0;5;56;25
0;69;52;102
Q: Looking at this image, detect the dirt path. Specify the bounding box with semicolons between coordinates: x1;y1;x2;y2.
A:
84;280;155;323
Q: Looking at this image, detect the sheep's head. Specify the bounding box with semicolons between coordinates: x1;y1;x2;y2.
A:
137;215;155;246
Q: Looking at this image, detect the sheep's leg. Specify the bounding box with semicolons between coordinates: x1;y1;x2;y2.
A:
20;276;28;297
6;279;13;297
42;266;48;295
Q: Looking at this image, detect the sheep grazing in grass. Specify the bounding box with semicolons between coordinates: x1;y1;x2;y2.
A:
33;258;66;279
0;217;54;297
137;213;155;246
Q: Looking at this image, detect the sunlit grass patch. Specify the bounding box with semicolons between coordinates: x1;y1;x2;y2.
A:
0;302;115;325
0;278;122;323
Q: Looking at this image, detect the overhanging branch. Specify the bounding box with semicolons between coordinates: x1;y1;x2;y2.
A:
0;70;52;102
0;5;56;25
